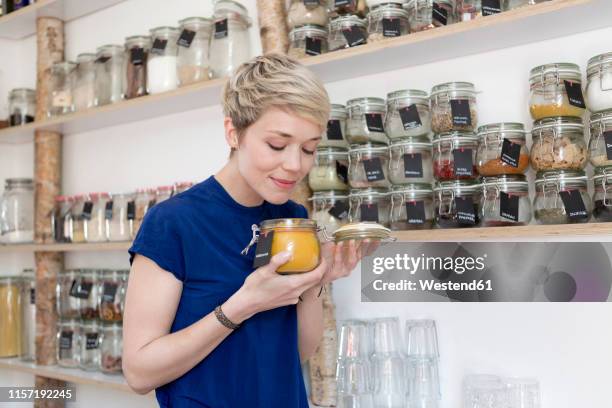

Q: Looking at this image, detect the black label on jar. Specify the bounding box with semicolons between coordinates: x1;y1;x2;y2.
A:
59;331;73;350
95;56;111;64
215;19;229;39
559;190;588;220
363;158;385;181
127;200;136;220
432;3;448;26
500;191;519;222
81;201;94;221
102;282;118;303
406;201;426;225
452;148;474;177
306;37;322;56
151;38;168;55
177;29;196;48
336;161;349;184
342;26;366;48
455;196;476;225
360;203;379;223
70;280;93;299
450;99;472;126
403;153;423;178
105;200;114;220
85;333;99;350
9;114;34;126
253;230;274;268
482;0;502;16
382;18;401;37
564;80;586;109
501;139;521;168
365;113;384;133
335;0;351;6
327;119;343;140
399;104;422;130
30;288;35;305
130;47;145;65
604;131;612;160
328;201;349;220
148;199;157;209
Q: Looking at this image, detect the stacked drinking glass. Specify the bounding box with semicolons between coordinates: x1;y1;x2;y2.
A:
405;319;441;408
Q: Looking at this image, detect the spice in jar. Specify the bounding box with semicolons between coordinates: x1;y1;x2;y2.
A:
432;132;479;180
100;322;123;374
288;25;329;59
99;269;128;322
586;52;612;113
125;35;151;99
71;195;86;243
530;117;587;171
177;17;213;86
367;4;410;43
310;191;350;234
346;97;388;145
592;167;612;222
430;82;478;134
349;144;391;189
309;147;350;191
534;170;591;224
588;111;612;167
529;63;586;120
434;180;482;228
328;15;368;51
388;137;433;185
147;26;180;94
403;0;456;32
287;0;328;29
385;89;432;139
476;123;530;176
8;88;36;125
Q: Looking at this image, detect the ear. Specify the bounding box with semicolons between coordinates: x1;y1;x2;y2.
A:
223;117;239;149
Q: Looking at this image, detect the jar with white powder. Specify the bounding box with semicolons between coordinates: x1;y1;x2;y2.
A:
94;45;125;106
147;26;180;95
177;17;213;87
209;0;252;79
73;53;96;111
586;52;612;113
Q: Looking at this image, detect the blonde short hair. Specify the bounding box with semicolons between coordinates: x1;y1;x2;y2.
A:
222;53;330;136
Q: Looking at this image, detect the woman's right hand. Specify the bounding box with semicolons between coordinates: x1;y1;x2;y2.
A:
223;251;327;323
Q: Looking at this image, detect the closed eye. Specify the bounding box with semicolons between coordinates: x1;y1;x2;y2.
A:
267;143;285;151
302;148;315;155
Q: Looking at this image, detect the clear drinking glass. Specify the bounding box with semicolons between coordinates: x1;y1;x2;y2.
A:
406;358;441;401
370;317;402;357
338;319;371;359
505;378;540;408
405;319;439;358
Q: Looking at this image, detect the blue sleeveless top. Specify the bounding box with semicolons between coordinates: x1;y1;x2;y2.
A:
129;176;309;408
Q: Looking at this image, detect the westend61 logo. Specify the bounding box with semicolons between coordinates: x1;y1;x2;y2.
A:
372;253;488;275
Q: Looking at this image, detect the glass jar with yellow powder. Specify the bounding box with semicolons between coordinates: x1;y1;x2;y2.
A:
0;276;22;357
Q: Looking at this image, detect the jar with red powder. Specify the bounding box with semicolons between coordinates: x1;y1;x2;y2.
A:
432;132;479;181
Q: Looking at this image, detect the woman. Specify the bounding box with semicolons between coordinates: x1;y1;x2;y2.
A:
123;54;374;407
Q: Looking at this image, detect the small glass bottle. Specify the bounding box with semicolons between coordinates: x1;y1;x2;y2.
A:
57;319;80;368
209;0;252;79
125;35;152;99
8;88;35;126
73;53;97;111
100;322;123;374
79;320;101;371
177;17;213;87
47;61;76;118
147;27;180;94
94;45;125;106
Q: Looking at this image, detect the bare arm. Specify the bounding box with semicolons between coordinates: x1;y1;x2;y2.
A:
296;285;324;362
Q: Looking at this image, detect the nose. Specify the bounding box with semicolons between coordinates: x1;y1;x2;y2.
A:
282;146;302;173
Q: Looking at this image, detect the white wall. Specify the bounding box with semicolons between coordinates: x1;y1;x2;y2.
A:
0;1;611;407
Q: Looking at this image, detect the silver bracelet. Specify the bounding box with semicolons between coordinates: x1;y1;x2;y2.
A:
214;305;240;330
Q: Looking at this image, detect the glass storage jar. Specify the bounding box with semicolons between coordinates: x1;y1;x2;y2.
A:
329;15;368;51
403;0;456;32
210;0;252;79
309;147;350;191
71;195;86;243
174;181;194;195
530;117;588;171
476;122;530;176
57;319;79;368
51;195;73;243
321;104;348;148
432;132;479;180
534;170;591;224
385;89;431;139
328;0;359;15
99;269;128;322
47;61;76;117
431;82;478;133
147;27;180;94
586;52;612;113
367;4;410;42
347;97;388;144
94;45;125;106
100;322;123;374
310;191;350;234
74;269;99;320
79;320;100;371
349;144;391;188
20;270;35;361
125;35;151;99
480;175;531;227
106;193;134;242
288;25;329;59
177;17;213;87
349;188;391;226
57;269;79;319
529;63;586;120
258;219;321;274
588;110;612;168
287;0;329;29
0;276;22;357
389;184;434;230
133;188;155;235
456;0;504;21
83;193;110;243
0;178;34;243
8;88;35;126
592;167;612;222
73;53;96;111
507;0;546;9
434;180;482;228
388;137;433;184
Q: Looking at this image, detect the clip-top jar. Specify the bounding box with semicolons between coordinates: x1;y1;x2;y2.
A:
431;82;478;133
329;15;368;51
177;17;213;86
94;45;125;106
403;0;456;32
347;97;388;144
125;36;151;99
321;104;348;148
367;4;410;42
148;27;180;94
349;187;391;226
289;25;329;60
481;175;532;227
349;144;391;189
287;0;329;30
310;191;350;234
389;137;433;185
593;167;612;222
258;219;321;274
456;0;504;21
432;132;479;181
476;123;529;176
8;88;35;126
390;184;434;230
434;180;482;228
529;63;586;120
530;117;587;172
586;52;612;113
209;0;252;79
309;147;350;191
534;170;591;224
588;110;612;168
385;89;431;139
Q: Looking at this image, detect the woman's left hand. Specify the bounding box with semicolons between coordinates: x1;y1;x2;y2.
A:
317;239;380;286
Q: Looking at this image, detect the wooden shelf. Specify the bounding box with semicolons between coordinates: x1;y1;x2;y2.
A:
0;241;131;253
0;0;126;40
1;0;610;143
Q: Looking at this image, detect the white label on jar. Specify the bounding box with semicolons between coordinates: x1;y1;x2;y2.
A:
52;91;72;108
